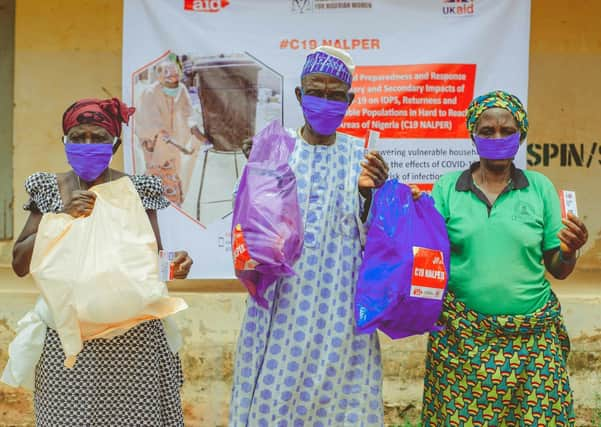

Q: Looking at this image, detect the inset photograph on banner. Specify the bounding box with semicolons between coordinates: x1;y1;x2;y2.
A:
130;51;283;226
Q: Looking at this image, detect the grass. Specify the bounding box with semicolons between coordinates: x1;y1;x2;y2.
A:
593;393;601;427
389;421;421;427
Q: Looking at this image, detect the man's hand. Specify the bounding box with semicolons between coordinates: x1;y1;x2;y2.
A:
241;138;253;159
358;151;388;193
63;190;96;218
171;250;193;279
409;184;422;201
141;139;156;153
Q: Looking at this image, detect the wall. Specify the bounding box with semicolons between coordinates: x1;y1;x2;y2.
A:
0;0;15;242
528;0;601;275
0;1;599;426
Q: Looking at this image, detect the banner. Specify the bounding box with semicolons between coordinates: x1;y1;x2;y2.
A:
123;0;531;278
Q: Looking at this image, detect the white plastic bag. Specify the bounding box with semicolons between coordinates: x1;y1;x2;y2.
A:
29;177;187;367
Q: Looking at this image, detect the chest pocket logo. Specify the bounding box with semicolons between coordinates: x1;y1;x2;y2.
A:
512;200;535;222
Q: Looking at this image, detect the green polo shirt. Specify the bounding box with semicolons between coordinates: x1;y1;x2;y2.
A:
431;163;563;315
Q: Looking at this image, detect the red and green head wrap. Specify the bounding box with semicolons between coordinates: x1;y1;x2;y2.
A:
62;98;135;138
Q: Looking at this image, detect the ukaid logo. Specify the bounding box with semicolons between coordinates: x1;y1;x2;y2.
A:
184;0;230;12
442;0;475;16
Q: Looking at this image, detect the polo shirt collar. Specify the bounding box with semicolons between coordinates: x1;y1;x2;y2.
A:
456;162;529;192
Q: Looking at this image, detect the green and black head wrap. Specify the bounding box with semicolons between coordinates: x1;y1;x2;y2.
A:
466;90;529;140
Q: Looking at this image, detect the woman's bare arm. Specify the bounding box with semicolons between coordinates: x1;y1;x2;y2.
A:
12;211;43;277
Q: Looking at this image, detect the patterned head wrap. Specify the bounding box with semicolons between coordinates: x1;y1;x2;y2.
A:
62;98;135;138
301;46;355;87
466;90;529;140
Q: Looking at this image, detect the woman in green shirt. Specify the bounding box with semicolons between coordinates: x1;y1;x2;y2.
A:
421;90;588;427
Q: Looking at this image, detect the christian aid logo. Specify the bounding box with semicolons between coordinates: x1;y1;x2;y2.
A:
184;0;230;13
442;0;475;16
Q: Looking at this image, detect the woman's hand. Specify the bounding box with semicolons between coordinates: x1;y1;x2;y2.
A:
171;251;193;279
64;190;96;217
545;213;588;280
558;212;588;257
359;151;389;192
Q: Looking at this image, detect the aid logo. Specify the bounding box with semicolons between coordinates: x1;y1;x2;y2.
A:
442;0;475;16
184;0;230;13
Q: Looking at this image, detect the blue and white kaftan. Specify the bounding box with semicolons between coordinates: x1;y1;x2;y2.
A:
230;130;383;427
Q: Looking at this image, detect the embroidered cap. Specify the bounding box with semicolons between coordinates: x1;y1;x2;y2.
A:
301;46;355;87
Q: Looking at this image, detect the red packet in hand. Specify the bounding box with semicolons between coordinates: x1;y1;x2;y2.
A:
365;129;380;151
159;250;176;281
559;190;577;220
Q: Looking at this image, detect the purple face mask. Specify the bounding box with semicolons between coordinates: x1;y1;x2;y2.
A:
64;141;114;182
301;94;349;136
473;132;521;160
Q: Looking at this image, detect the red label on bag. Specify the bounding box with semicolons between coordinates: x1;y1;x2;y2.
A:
232;224;257;271
410;246;446;300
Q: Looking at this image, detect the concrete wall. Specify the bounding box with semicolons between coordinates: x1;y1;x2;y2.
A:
0;1;599;426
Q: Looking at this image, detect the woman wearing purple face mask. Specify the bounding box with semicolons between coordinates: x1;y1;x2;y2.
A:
422;91;588;426
9;98;192;426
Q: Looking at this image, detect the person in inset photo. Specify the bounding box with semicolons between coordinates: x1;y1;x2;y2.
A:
135;60;207;205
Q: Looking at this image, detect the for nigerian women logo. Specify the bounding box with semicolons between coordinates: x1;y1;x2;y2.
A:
292;0;373;14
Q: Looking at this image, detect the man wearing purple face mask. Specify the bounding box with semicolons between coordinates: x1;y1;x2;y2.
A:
422;90;588;426
230;46;389;426
9;98;192;426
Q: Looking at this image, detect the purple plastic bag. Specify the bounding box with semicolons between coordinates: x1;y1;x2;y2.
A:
232;120;303;308
354;180;450;339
